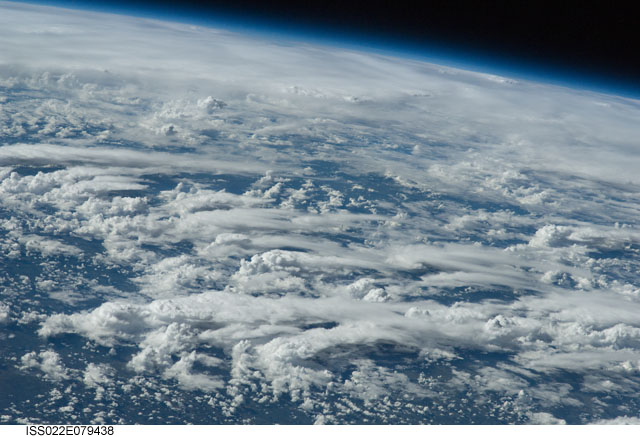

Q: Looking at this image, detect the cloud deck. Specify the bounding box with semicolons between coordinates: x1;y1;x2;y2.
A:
1;0;640;425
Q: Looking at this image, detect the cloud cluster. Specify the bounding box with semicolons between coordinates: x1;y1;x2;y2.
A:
20;350;69;381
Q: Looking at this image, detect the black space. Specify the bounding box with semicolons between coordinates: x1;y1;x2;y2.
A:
55;0;640;92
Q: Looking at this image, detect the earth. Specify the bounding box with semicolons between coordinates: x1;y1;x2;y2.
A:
1;0;640;426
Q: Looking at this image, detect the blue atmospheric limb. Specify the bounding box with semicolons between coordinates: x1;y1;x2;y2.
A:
15;0;640;99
